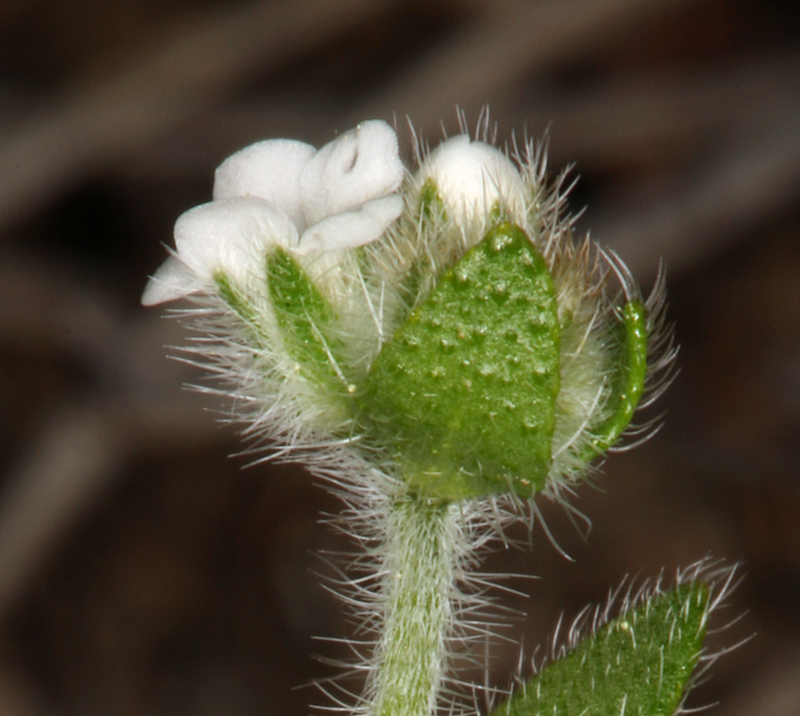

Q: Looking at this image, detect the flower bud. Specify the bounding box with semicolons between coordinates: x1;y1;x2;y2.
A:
418;134;528;242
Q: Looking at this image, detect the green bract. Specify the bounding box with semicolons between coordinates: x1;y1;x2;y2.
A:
267;247;351;396
495;582;710;716
361;223;562;499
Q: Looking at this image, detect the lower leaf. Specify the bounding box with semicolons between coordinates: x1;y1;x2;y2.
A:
496;582;709;716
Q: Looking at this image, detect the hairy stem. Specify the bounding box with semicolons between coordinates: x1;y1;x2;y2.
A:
371;494;458;716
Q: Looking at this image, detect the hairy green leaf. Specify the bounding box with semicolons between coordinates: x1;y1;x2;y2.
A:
496;583;709;716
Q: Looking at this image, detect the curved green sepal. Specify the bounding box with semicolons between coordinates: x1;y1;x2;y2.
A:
267;247;350;395
360;222;560;500
496;582;709;716
581;299;648;461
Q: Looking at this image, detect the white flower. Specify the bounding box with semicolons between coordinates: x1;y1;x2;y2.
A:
142;120;404;306
418;134;527;240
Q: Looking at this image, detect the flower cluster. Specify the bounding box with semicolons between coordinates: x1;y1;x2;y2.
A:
144;119;671;504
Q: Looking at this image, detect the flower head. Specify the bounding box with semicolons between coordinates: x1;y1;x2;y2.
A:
142;119;674;506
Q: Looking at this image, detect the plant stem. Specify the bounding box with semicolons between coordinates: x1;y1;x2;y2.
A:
371;493;458;716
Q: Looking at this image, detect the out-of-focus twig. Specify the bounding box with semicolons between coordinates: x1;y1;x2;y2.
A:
513;52;800;166
0;0;393;235
0;405;126;618
119;52;800;180
595;113;800;279
354;0;697;133
0;254;219;618
0;388;223;620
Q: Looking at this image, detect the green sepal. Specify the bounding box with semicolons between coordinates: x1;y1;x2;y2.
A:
360;222;560;500
495;582;709;716
418;178;442;218
216;272;253;320
266;247;351;396
581;299;648;461
214;271;267;344
397;179;447;307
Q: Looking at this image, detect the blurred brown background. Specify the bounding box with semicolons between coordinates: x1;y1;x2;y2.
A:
0;0;798;714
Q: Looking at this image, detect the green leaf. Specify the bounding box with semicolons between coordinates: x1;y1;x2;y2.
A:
266;247;351;396
496;583;709;716
360;222;560;500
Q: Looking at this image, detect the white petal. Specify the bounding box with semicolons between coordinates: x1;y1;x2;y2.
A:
296;194;404;255
141;255;197;306
174;197;298;291
300;120;404;226
421;134;527;234
213;139;315;230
